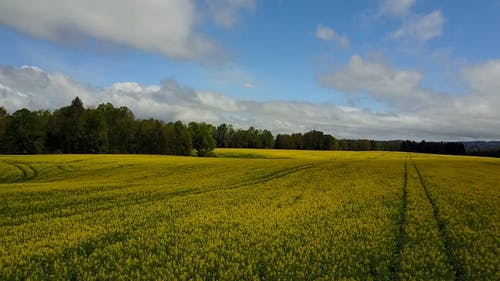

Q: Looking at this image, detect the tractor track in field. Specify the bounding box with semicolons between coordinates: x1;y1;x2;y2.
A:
411;159;464;281
0;161;38;183
389;158;408;281
230;162;320;188
169;162;323;197
1;162;322;228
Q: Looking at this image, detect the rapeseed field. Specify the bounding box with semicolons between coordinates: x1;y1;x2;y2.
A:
0;150;498;280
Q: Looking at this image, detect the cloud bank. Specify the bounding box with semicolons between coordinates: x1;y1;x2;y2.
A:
0;0;224;61
318;55;429;108
1;62;500;141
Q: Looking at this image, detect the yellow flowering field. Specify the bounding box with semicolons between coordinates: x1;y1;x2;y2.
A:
0;150;498;280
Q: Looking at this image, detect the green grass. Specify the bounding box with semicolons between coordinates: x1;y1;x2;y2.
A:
0;149;498;280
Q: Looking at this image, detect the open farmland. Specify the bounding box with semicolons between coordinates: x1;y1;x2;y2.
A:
0;150;498;280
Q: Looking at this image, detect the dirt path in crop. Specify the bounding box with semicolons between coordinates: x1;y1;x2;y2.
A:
389;158;408;280
411;159;464;281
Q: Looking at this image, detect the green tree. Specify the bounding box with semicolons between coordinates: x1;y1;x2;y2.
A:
97;103;136;153
51;97;86;153
274;134;288;149
291;133;303;149
0;107;9;153
246;127;259;148
164;121;192;156
330;136;338;150
355;139;372;151
230;129;247;148
5;109;50;154
80;109;109;153
189;122;216;156
136;119;166;154
215;123;233;148
259;129;274;149
173;121;192;155
322;134;334;150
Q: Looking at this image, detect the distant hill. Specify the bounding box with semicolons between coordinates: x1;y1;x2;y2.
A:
463;141;500;152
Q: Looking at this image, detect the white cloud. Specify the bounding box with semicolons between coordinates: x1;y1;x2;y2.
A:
109;82;160;94
462;59;500;103
209;63;256;88
315;25;349;47
379;0;416;17
20;65;43;72
317;56;500;140
0;65;98;110
205;0;255;28
243;82;256;89
316;25;336;41
1;64;500;141
318;55;429;107
376;1;445;43
391;10;445;41
196;90;240;112
0;0;221;60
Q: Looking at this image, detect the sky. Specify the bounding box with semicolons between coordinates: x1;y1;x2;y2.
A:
0;0;499;141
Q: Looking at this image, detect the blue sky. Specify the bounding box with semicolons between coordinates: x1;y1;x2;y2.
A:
1;0;499;140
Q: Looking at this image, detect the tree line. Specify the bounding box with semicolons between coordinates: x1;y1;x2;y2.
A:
400;140;465;155
0;98;212;156
0;97;276;156
0;97;467;156
273;133;404;151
